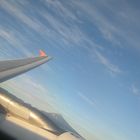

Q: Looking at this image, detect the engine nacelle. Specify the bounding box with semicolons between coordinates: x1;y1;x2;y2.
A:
56;132;84;140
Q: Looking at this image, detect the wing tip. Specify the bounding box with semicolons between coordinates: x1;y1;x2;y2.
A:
39;50;47;57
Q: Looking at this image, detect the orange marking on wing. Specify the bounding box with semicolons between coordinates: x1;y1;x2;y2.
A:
39;50;47;57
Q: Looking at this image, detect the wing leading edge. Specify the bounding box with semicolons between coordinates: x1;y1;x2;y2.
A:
0;50;51;83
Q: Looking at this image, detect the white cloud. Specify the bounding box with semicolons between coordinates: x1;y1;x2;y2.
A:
0;29;32;57
0;1;39;30
40;10;83;45
131;84;140;96
0;0;85;47
71;0;140;48
0;0;53;39
94;50;122;74
44;0;78;21
78;92;98;109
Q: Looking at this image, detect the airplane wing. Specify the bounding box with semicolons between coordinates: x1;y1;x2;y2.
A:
0;50;51;83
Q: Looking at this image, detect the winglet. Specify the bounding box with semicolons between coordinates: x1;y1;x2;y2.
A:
39;50;47;57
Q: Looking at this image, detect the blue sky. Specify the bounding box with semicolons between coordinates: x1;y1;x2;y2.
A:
0;0;140;140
